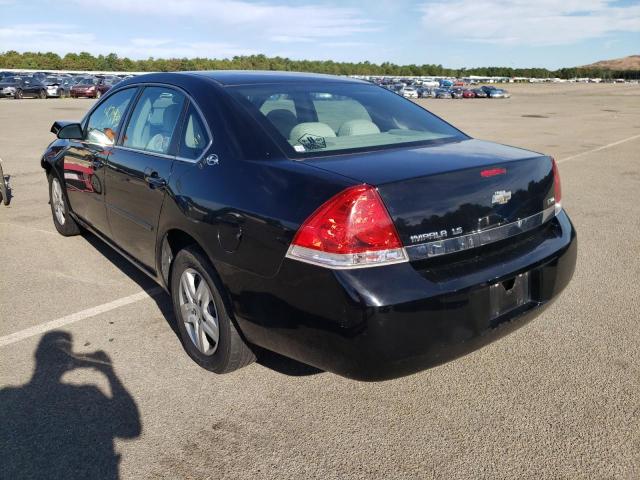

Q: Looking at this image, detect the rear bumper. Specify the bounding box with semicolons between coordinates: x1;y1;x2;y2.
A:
228;210;577;380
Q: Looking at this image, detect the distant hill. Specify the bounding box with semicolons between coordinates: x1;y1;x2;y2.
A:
580;55;640;71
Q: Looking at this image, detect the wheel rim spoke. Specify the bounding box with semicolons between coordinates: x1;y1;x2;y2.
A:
201;318;219;345
194;320;204;352
180;272;196;304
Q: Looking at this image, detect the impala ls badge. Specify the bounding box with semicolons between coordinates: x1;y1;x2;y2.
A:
492;190;512;205
410;226;463;244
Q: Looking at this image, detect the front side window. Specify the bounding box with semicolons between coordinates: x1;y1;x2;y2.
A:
229;83;467;157
123;87;186;155
178;104;210;160
85;88;137;146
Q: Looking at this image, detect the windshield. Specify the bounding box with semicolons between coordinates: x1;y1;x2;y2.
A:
228;83;466;157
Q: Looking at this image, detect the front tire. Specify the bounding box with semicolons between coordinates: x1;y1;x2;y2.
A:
14;89;23;99
39;89;47;99
48;174;81;236
95;90;101;99
171;247;255;374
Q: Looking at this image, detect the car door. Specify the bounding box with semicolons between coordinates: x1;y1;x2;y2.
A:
20;78;37;96
106;85;186;270
62;87;138;235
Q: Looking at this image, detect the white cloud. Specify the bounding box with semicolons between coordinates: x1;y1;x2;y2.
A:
420;0;640;46
0;24;95;51
0;24;255;59
73;0;379;42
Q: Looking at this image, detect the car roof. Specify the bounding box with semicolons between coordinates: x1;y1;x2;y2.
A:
133;70;368;87
187;70;367;86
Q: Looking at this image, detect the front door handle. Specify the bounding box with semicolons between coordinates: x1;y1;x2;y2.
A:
144;168;167;189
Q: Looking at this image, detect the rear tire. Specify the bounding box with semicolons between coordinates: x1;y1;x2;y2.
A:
48;174;81;236
171;247;255;374
14;89;22;99
95;90;101;99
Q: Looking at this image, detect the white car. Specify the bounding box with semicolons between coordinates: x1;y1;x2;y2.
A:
402;87;419;99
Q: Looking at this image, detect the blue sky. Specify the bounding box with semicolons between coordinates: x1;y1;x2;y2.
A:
1;0;639;69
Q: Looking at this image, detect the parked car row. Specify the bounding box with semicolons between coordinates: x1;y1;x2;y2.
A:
0;71;133;100
392;84;510;100
372;76;511;99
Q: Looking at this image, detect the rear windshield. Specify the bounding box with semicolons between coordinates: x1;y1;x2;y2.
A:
227;83;466;157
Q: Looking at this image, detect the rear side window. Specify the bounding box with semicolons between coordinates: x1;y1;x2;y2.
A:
178;104;210;160
123;87;186;154
85;88;137;146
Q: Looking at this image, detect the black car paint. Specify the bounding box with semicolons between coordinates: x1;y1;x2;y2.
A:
41;71;577;380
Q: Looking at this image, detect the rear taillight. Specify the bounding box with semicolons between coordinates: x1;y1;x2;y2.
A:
551;157;562;215
286;184;407;268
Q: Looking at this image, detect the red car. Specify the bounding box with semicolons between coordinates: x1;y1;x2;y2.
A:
70;78;100;98
462;89;476;98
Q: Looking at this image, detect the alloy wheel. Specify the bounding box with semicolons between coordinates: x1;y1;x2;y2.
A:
51;178;66;225
178;268;219;356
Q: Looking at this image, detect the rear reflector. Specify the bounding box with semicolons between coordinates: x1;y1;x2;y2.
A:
286;184;407;269
481;167;507;177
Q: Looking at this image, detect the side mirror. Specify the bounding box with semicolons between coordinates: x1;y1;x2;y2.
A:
51;121;83;140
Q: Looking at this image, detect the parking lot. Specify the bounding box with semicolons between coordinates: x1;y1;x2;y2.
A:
1;82;639;479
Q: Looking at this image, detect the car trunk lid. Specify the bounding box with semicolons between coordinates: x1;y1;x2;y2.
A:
304;139;557;252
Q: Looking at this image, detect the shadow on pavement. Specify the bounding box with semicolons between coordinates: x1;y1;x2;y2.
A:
0;331;141;479
81;232;322;377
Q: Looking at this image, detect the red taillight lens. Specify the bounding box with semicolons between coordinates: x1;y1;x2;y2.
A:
287;184;406;268
551;157;562;209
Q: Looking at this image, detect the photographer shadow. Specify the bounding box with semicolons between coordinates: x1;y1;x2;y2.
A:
0;331;141;480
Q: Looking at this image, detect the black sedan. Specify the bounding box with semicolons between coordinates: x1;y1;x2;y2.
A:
0;76;48;99
40;72;576;380
471;88;488;98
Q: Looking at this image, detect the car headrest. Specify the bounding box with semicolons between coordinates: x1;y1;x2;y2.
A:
337;119;381;137
266;109;298;138
289;122;336;145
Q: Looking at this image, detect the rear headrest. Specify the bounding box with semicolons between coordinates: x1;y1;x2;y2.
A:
266;109;297;138
337;119;380;137
289;122;336;145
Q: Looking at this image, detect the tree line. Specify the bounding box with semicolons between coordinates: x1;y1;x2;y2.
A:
1;51;638;80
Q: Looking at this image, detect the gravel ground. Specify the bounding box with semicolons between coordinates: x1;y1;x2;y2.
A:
0;82;638;479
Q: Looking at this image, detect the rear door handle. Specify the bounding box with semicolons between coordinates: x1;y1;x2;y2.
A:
144;168;167;189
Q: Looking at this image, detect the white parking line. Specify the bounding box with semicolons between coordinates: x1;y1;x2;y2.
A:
558;133;640;164
0;287;164;348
